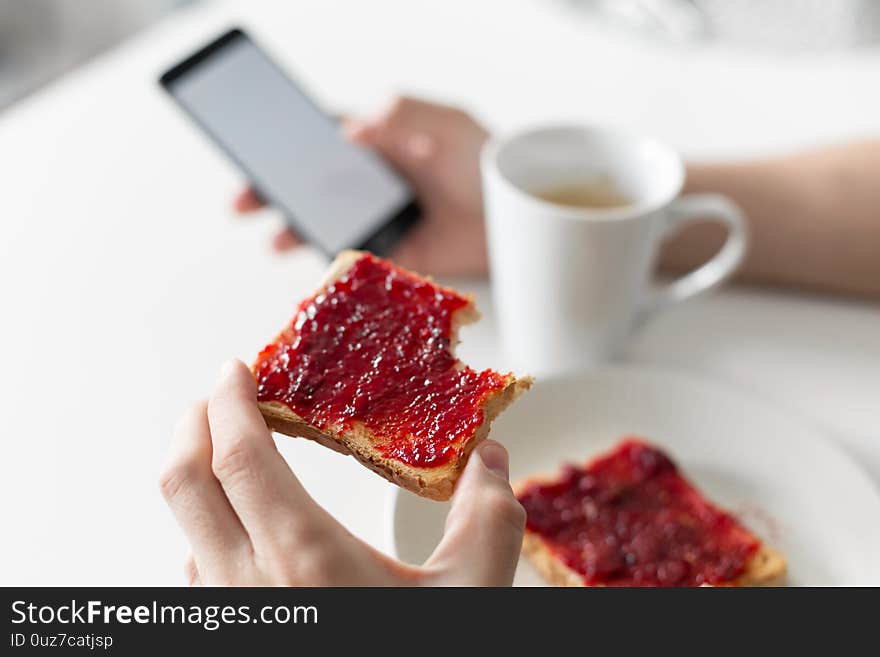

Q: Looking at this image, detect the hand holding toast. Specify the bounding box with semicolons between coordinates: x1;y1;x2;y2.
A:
160;360;525;586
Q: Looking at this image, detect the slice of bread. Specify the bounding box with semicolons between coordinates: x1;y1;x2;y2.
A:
519;513;787;587
253;250;532;501
515;444;787;587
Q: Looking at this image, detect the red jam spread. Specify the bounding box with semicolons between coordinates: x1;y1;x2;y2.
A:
253;253;509;468
517;439;760;586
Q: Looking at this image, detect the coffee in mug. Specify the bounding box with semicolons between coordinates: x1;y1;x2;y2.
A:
481;125;748;376
530;175;632;209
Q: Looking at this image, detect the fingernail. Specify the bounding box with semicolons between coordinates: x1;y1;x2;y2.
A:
341;119;368;140
477;441;509;479
219;359;238;379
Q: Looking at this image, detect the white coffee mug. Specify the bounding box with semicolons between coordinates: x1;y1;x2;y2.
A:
481;125;748;376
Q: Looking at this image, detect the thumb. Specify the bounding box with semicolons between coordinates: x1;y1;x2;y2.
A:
342;116;437;179
425;440;525;586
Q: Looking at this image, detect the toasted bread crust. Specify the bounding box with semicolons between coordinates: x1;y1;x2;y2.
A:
520;530;786;587
254;250;532;501
733;543;787;587
260;375;531;500
514;474;787;587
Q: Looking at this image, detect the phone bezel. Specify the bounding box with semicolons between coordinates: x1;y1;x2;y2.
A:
159;27;420;257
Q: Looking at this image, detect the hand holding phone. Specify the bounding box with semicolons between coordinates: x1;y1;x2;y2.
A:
160;28;420;256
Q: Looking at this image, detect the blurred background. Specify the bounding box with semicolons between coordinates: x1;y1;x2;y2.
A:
5;0;880;110
0;0;194;109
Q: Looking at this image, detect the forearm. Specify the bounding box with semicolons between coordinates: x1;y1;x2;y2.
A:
661;141;880;298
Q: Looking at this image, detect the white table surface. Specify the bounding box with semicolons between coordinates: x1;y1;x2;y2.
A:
1;0;878;585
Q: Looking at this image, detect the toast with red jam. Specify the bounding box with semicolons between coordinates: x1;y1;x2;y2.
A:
515;438;786;586
252;250;532;500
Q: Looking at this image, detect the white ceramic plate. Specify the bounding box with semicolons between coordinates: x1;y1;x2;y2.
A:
389;367;880;586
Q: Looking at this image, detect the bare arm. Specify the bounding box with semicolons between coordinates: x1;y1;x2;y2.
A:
234;97;880;298
665;141;880;298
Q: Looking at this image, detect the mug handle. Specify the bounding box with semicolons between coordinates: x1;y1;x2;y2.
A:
638;193;748;324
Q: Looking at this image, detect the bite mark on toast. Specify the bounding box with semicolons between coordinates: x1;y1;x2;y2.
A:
253;250;532;500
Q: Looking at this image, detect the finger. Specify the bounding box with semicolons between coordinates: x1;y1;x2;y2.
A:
343;99;438;176
341;117;376;145
184;553;202;586
425;440;525;586
159;401;250;579
233;188;265;214
271;228;302;252
357;127;437;183
207;360;333;553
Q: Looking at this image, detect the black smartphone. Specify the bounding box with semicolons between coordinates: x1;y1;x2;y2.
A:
159;28;420;256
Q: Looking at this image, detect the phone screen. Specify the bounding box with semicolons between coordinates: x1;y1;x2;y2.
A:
161;30;414;255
